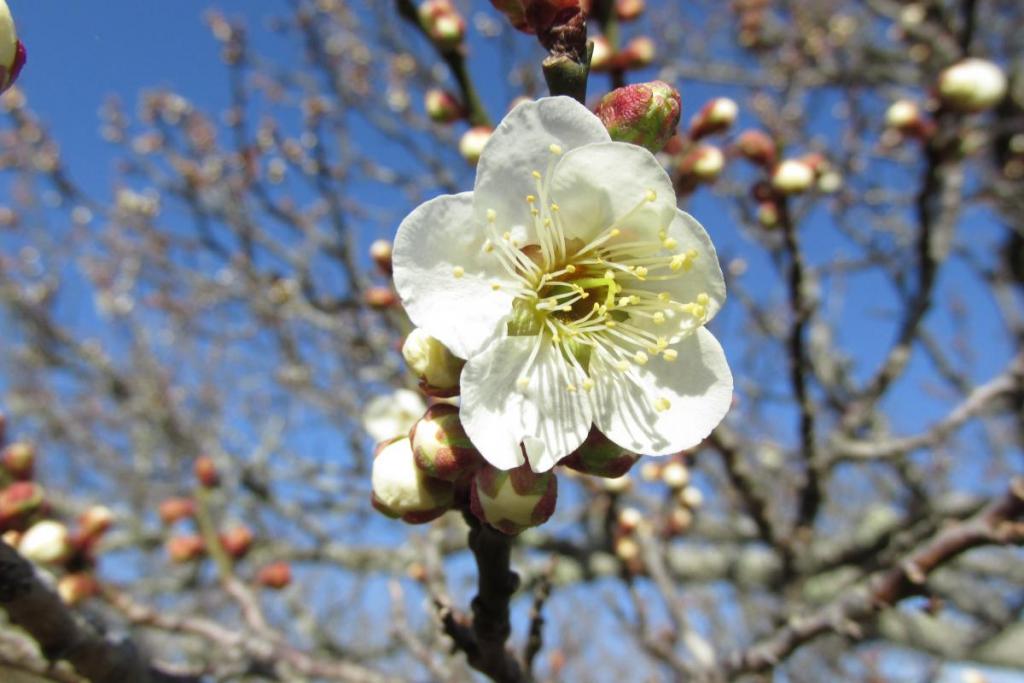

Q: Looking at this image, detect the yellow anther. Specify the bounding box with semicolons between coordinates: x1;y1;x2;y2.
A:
633;351;649;365
549;144;563;155
605;320;617;328
565;264;576;273
531;208;540;216
517;376;530;391
526;195;536;204
652;312;666;325
503;231;512;240
618;296;631;307
687;249;698;259
662;349;678;362
486;208;496;222
615;360;630;372
483;240;494;253
662;238;678;250
697;293;710;305
645;189;657;202
551;203;560;212
655;397;671;412
658;292;671;302
610;228;621;237
634;267;648;279
491;282;502;290
670;255;685;271
658;230;667;240
582;378;595;392
531;170;542;179
452;266;465;278
656;337;668;350
604;270;616;280
566;382;577;393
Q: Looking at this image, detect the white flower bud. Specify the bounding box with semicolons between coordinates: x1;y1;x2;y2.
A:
771;159;815;194
678;485;704;509
617;506;642;532
938;58;1007;112
362;389;426;441
459;126;493;165
371;437;453;524
402;327;463;394
18;520;71;565
660;461;689;489
885;99;920;130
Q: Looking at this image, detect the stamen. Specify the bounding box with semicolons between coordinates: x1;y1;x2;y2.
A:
452;266;465;278
654;397;671;412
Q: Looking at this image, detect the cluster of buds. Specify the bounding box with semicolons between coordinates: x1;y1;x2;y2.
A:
418;0;466;52
365;237;400;310
639;457;703;536
612;506;644;573
589;35;656;73
937;58;1008;113
0;0;25;94
594;80;681;154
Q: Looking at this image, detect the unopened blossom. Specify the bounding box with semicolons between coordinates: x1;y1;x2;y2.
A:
938;58;1007;112
1;440;34;479
369;238;393;273
393;97;732;472
595;81;681;154
419;0;465;51
424;88;464;124
885;99;920;131
469;463;557;534
559;427;639;478
689;97;739;139
771;158;815;194
371;436;454;523
679;145;725;182
735;129;776;168
621;36;655;68
402;327;464;394
362;388;427;442
411;403;483;482
0;0;25;94
459;126;493;165
18;520;72;565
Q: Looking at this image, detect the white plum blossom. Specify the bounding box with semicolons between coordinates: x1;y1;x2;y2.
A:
393;97;732;472
362;388;427;442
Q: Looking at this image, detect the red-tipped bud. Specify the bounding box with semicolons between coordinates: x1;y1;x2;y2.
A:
0;481;45;529
411;404;482;482
1;441;35;480
166;534;206;563
689;97;739;139
459;126;493;165
616;0;645;21
256;561;292;589
371;436;454;524
469;463;558;535
194;455;220;488
757;200;780;229
424;88;465;124
158;497;196;525
735;129;777;168
58;573;99;607
18;520;72;565
220;525;254;559
617;506;642;533
0;2;25;94
665;506;693;536
678;485;703;509
369;239;393;274
419;0;466;51
938;58;1007;113
595;80;681;154
560;428;640;478
771;158;815;194
620;36;656;69
77;506;115;541
364;286;399;309
589;35;614;72
678;145;726;183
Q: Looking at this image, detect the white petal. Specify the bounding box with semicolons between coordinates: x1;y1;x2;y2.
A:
460;336;593;472
393;192;516;359
549;142;676;243
473;97;610;233
363;389;426;442
592;328;732;455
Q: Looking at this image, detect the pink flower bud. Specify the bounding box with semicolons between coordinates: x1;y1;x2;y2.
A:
369;239;393;274
256;561;292;589
620;36;655;69
18;520;72;565
559;428;640;478
194;455;220;488
616;0;645;21
0;481;45;529
166;534;206;563
1;441;35;480
77;505;115;541
594;80;681;154
58;573;99;607
0;1;25;94
938;58;1007;113
459;126;493;165
424;88;464;124
219;525;254;559
617;506;642;533
419;0;466;51
158;497;196;525
735;129;777;168
402;328;464;396
689;97;739;139
489;0;580;35
365;286;399;309
771;158;815;194
678;145;725;183
371;436;454;524
411;404;482;482
469;463;557;534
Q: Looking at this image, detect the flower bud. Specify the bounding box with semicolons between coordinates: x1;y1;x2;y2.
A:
757;200;780;229
678;485;703;509
418;0;466;51
470;463;557;534
595;80;681;154
885;99;920;132
220;525;254;559
424;88;464;124
459;126;493;165
689;97;739;139
771;159;815;194
0;481;45;529
158;497;196;525
166;534;206;563
363;389;426;442
613;535;641;564
817;170;843;194
411;404;482;482
559;428;640;478
938;58;1007;113
679;145;725;183
18;520;72;565
620;36;655;69
371;436;454;524
77;506;114;540
660;461;689;489
0;0;25;94
364;285;399;309
666;506;693;535
490;0;530;33
402;328;464;395
256;561;292;589
617;506;642;533
616;0;645;21
602;473;633;493
640;462;661;481
589;35;613;72
1;441;35;480
735;129;777;168
194;455;220;488
369;239;393;274
58;573;99;607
